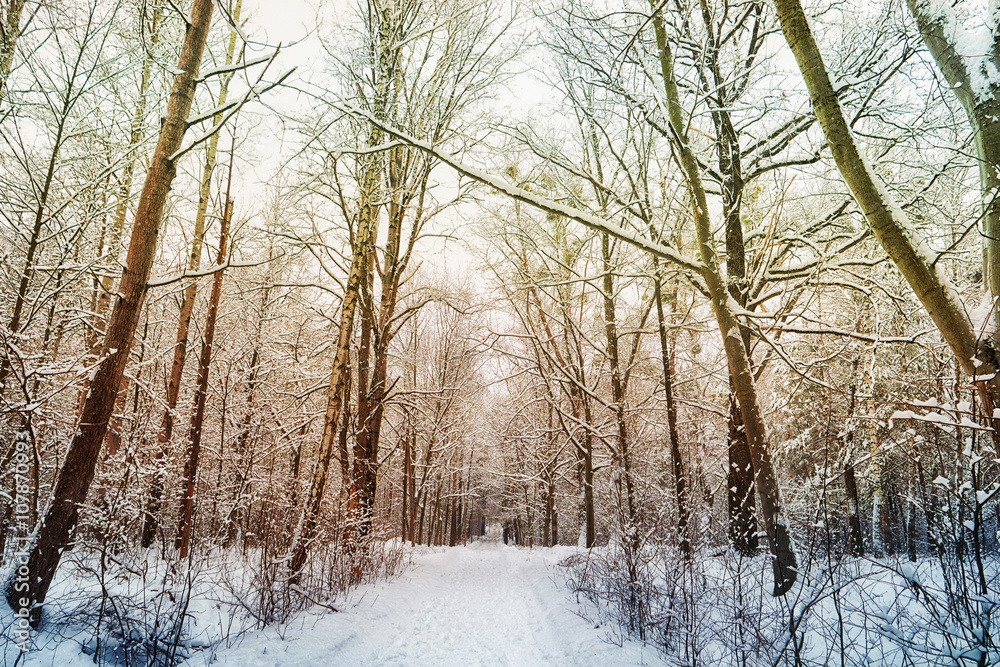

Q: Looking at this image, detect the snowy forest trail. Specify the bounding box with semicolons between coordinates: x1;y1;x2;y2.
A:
202;540;666;666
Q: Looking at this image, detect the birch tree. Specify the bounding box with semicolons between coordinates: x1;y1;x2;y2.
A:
904;0;1000;309
0;0;27;106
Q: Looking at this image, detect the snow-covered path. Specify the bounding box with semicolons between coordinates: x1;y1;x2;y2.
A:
202;540;666;666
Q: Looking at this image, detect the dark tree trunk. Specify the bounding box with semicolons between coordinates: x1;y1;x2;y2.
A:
727;391;759;555
844;463;864;557
600;234;637;549
449;470;459;547
654;271;690;556
401;431;410;541
5;0;214;622
175;182;232;560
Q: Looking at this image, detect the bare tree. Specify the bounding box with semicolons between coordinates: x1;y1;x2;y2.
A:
773;0;1000;454
141;0;243;549
175;144;234;559
4;0;216;622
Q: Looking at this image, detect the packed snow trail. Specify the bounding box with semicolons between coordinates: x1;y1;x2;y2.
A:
202;540;666;666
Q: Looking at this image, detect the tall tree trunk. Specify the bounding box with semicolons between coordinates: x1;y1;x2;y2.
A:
449;469;459;547
402;429;411;541
569;339;595;548
288;0;401;579
348;246;376;540
843;355;866;557
774;0;1000;454
601;234;637;541
698;3;761;557
352;159;412;540
581;430;594;547
653;271;690;557
904;1;1000;314
4;0;214;621
224;276;270;548
649;1;797;594
141;0;242;547
844;463;863;557
417;444;434;545
843;321;874;557
288;137;380;581
175;164;233;560
727;390;759;554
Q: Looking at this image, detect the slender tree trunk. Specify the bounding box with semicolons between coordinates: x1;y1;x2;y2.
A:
581;398;596;548
907;472;918;563
844;463;864;557
649;1;797;594
449;469;459;547
601;234;637;543
417;454;432;545
352;176;410;540
843;338;870;557
430;484;442;546
288;148;379;581
141;0;242;548
4;0;214;621
349;247;377;539
288;418;306;518
653;271;690;557
287;0;406;576
544;474;556;547
402;430;410;541
175;167;233;560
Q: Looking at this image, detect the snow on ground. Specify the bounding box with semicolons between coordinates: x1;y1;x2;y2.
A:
194;539;667;667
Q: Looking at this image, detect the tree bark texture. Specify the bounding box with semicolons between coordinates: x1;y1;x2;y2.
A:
0;0;25;105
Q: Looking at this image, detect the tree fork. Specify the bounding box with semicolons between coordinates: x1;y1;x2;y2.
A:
648;0;797;594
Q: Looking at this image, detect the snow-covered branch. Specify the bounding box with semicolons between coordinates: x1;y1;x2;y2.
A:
330;102;705;275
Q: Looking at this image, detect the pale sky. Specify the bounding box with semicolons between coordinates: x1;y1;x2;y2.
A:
230;0;551;286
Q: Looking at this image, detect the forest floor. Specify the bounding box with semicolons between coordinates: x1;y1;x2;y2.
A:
199;539;667;666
